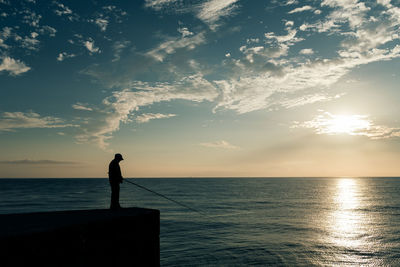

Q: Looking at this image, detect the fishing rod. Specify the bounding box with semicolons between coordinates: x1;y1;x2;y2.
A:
124;179;208;217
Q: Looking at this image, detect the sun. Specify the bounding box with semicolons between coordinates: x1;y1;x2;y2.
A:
326;114;371;135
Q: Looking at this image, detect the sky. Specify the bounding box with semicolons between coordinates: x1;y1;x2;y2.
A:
0;0;400;178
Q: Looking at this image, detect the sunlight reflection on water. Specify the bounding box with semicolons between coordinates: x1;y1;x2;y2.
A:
333;179;361;247
326;178;380;266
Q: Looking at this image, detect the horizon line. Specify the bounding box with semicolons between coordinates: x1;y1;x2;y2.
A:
1;176;400;179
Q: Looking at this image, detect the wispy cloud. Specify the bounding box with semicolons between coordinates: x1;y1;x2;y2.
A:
144;0;240;29
0;159;80;165
57;52;76;61
264;22;303;44
288;5;313;14
72;103;92;111
200;140;239;149
299;48;314;55
144;0;178;10
0;23;55;54
0;112;75;131
53;2;79;21
135;113;176;123
196;0;240;29
93;18;109;32
146;30;205;62
285;0;298;5
178;27;193;37
0;26;12;41
20;33;40;51
215;46;400;113
75;74;218;150
112;40;131;62
0;27;10;48
278;93;343;109
38;25;57;37
54;3;72;16
73;0;400;150
22;11;41;27
213;0;400;114
0;56;30;75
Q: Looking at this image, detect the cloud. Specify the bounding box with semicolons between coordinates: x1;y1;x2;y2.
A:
75;74;218;150
57;52;76;61
144;0;178;10
300;0;371;33
94;18;109;32
321;0;370;28
196;0;240;29
200;140;239;149
212;0;400;114
265;28;303;44
246;38;260;44
0;39;8;49
75;1;400;150
0;56;30;75
135;113;176;123
377;0;392;7
215;44;399;113
288;5;313;14
112;40;131;62
100;5;128;23
0;26;12;39
54;3;72;16
84;40;100;54
22;11;41;27
292;111;400;139
53;2;79;21
285;0;298;5
146;30;206;62
1;23;55;54
0;23;55;55
317;1;400;57
144;0;240;29
178;27;193;37
0;27;11;49
0;111;75;131
20;34;40;51
277;93;343;109
72;103;92;111
0;159;79;165
299;48;314;55
239;45;288;62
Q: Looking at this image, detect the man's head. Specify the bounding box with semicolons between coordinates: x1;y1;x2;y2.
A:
114;153;124;161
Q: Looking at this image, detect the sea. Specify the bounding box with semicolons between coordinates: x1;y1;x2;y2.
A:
1;177;400;266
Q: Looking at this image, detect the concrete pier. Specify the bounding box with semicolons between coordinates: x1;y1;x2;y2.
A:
0;207;160;267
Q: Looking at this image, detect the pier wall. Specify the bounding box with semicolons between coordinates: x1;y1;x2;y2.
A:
0;207;160;267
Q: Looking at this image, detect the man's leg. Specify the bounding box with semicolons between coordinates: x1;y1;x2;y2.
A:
110;182;120;209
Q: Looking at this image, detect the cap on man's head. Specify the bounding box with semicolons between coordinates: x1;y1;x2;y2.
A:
115;153;124;160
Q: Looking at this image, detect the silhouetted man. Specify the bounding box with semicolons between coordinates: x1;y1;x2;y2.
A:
108;153;124;210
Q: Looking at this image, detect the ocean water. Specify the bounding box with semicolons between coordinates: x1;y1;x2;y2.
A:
1;177;400;266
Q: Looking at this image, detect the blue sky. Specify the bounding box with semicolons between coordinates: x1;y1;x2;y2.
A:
0;0;400;177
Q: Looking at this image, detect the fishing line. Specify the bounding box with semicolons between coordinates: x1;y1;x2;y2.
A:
124;179;208;217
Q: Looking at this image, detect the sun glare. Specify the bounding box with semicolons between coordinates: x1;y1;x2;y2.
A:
326;115;371;135
302;113;373;136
